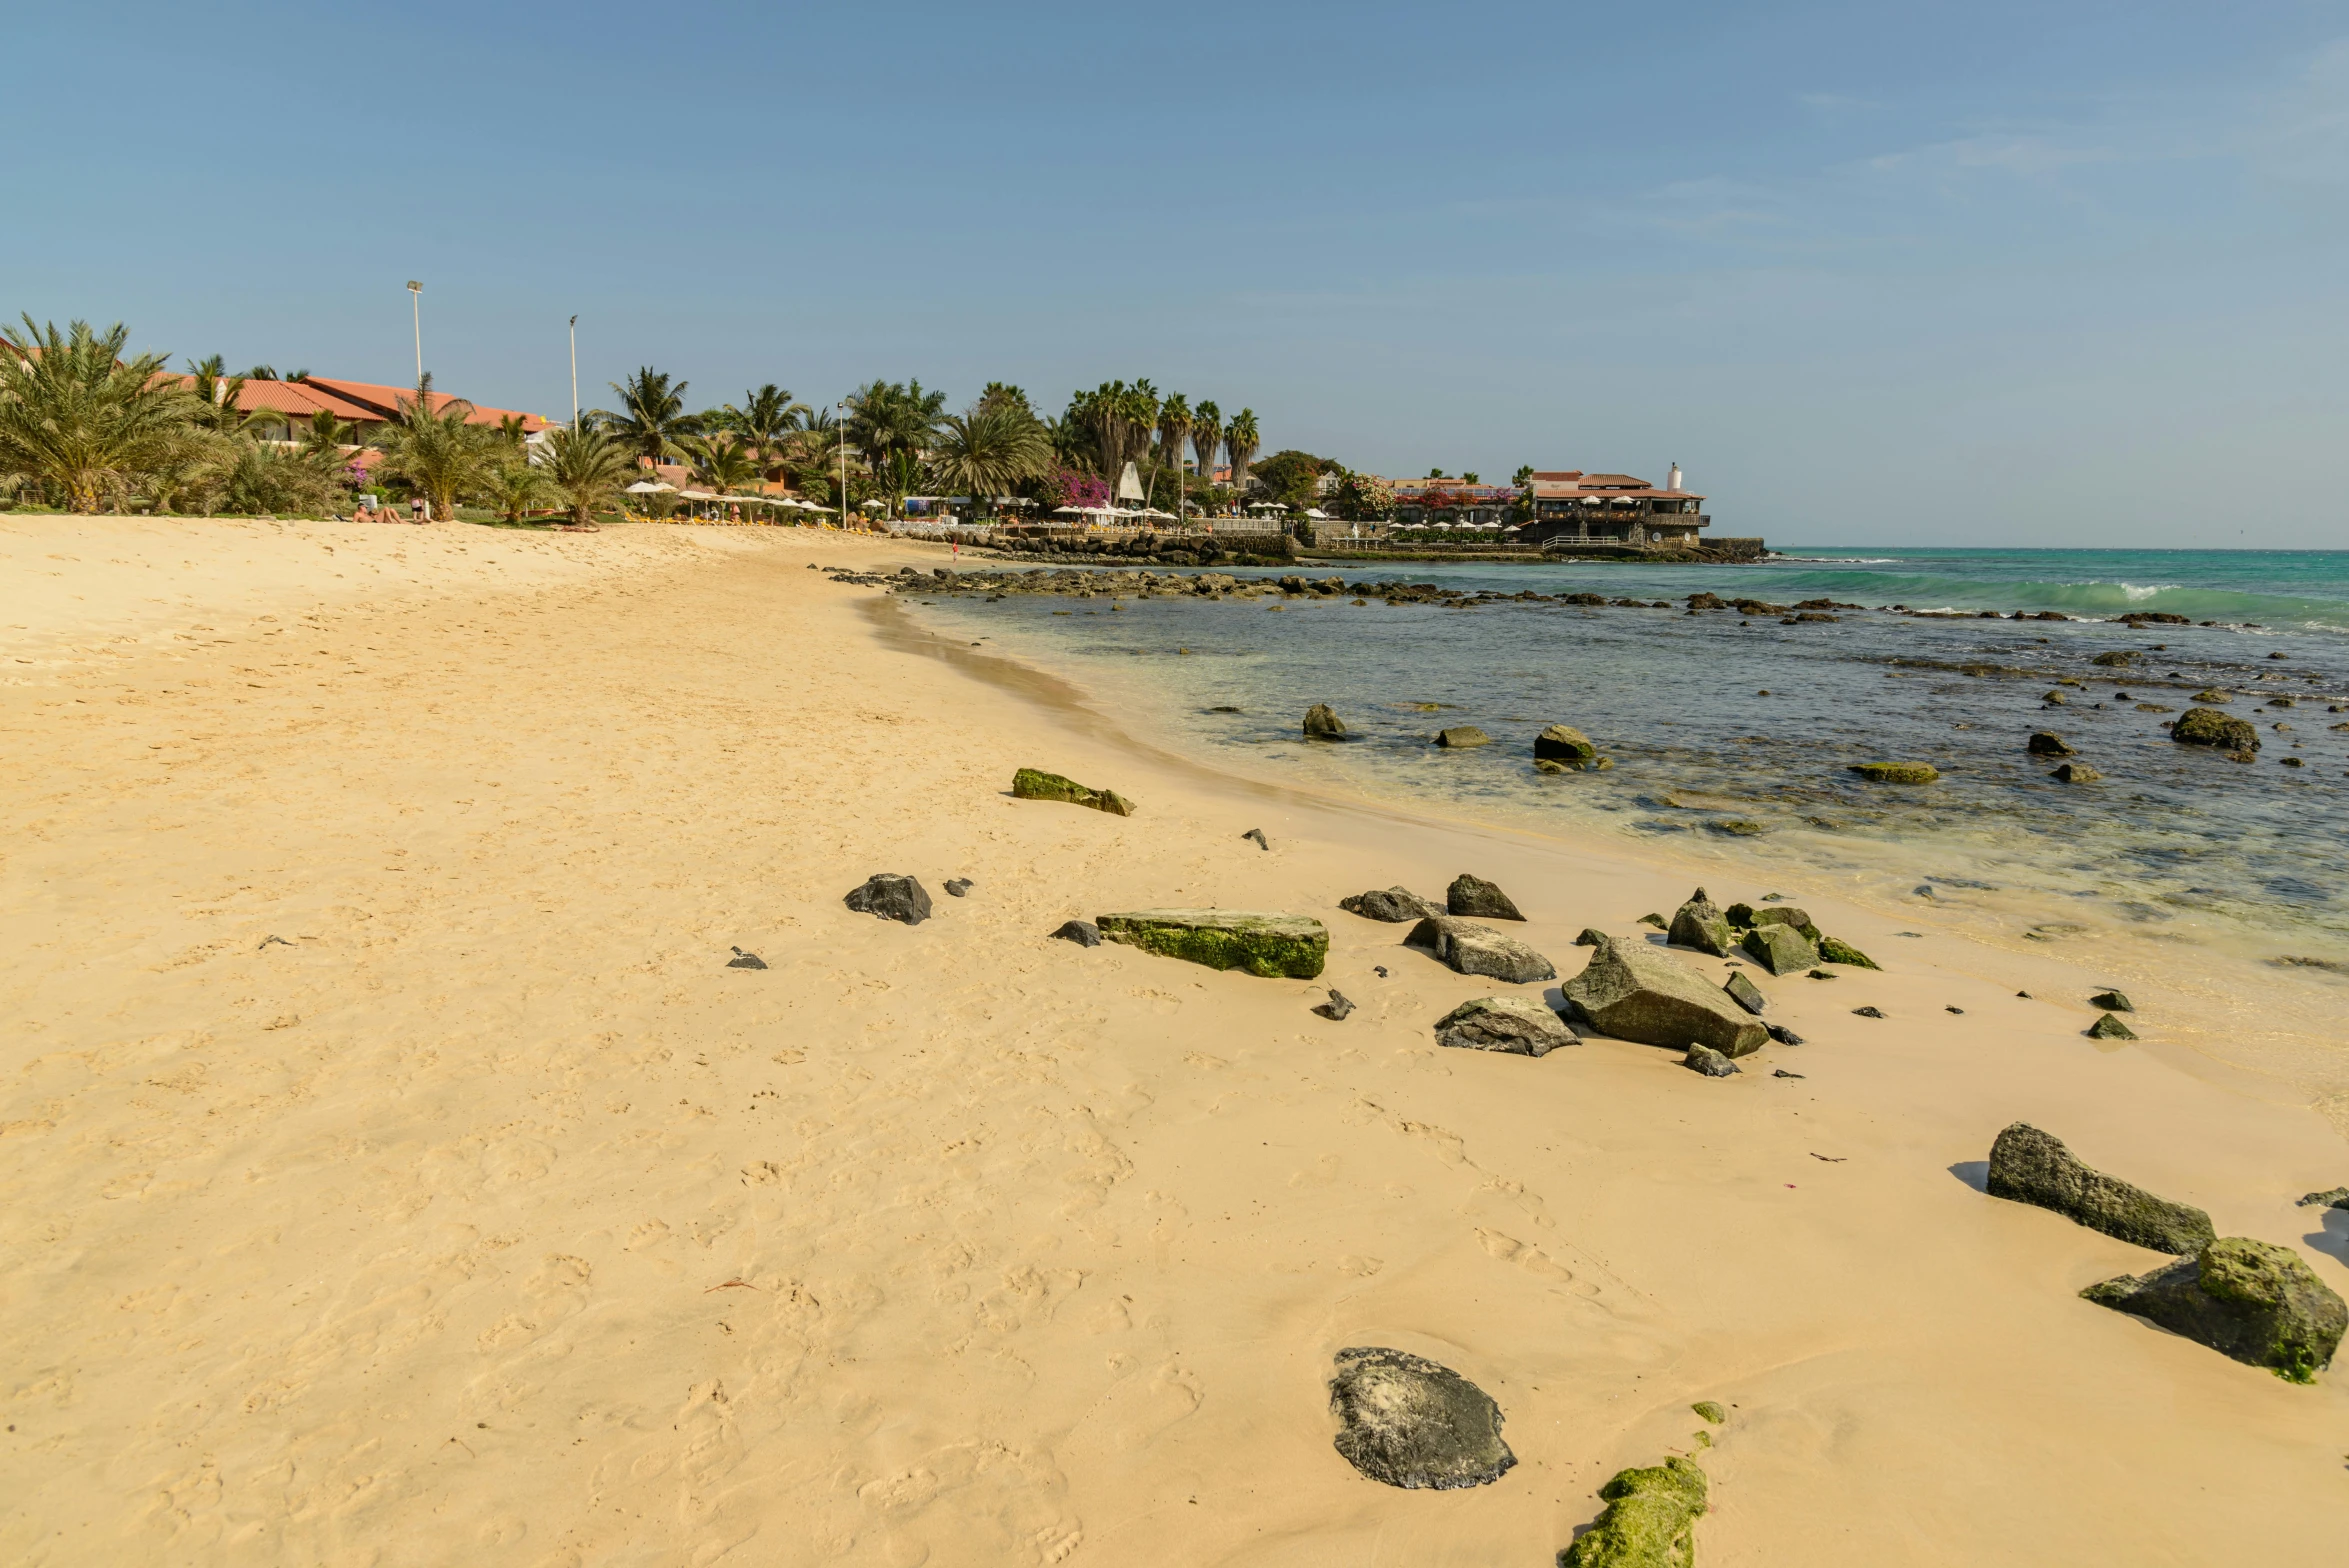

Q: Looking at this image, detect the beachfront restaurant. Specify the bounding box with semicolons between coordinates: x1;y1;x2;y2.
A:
1524;469;1709;548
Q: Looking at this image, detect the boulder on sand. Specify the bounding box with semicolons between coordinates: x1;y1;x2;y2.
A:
2088;1013;2138;1041
1534;724;1599;768
844;874;933;926
1012;766;1135;816
1723;971;1767;1015
1558;1455;1709;1568
1561;935;1769;1056
1304;703;1349;740
1817;935;1880;969
1340;886;1445;923
1987;1122;2216;1254
1329;1347;1516;1490
1434;995;1574;1056
1051;919;1102;947
1406;916;1557;985
1667;888;1733;956
1435;726;1492;749
1741;922;1820;975
2084;1237;2347;1382
1685;1043;1741;1077
1096;909;1327;978
1448;873;1525;921
2172;706;2259;753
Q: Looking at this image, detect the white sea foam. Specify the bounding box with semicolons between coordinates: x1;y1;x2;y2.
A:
2115;582;2182;601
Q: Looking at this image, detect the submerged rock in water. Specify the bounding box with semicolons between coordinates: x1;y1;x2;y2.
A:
1562;934;1769;1056
1435;725;1492;749
2028;731;2076;756
1987;1122;2215;1254
2084;1237;2347;1382
1850;761;1941;784
2172;706;2260;752
2090;989;2134;1012
1684;1043;1741;1077
1304;703;1349;740
1667;888;1734;956
844;874;932;926
2088;1013;2139;1040
1096;909;1328;978
1534;723;1599;768
1406;915;1557;984
1341;886;1446;923
1012;766;1135;816
1328;1346;1516;1490
1557;1455;1709;1568
2050;762;2103;783
1434;995;1574;1056
1447;873;1525;921
1742;922;1820;975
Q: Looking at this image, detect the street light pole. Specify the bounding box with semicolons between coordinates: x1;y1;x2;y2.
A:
568;315;579;431
837;401;848;531
406;281;423;382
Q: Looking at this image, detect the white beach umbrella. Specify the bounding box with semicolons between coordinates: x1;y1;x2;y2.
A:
624;480;674;494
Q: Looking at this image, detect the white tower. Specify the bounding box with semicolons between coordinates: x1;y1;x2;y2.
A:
1668;462;1683;491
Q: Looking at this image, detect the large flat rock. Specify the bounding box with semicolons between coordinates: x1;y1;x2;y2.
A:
1405;915;1556;984
1095;909;1327;978
1561;935;1768;1056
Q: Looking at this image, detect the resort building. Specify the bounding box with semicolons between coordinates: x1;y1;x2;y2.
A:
1524;466;1709;548
173;372;553;445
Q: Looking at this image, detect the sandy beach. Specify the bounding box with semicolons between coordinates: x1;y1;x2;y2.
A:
5;517;2346;1565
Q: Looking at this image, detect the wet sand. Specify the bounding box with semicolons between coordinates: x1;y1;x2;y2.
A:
3;517;2345;1565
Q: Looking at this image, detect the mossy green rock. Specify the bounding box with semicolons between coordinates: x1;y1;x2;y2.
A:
1667;888;1733;957
1095;909;1327;978
1558;1455;1708;1567
2087;1012;2139;1041
1850;761;1940;784
1987;1122;2215;1254
1690;1400;1726;1425
1816;935;1879;970
1436;725;1492;749
2172;706;2259;752
1563;935;1769;1057
2085;1237;2347;1382
1741;922;1820;976
1012;767;1135;816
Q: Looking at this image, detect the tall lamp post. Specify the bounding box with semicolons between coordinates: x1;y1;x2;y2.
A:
406;281;423;381
568;315;579;431
836;401;849;532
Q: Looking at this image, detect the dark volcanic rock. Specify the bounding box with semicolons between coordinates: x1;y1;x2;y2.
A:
2084;1237;2347;1382
1406;916;1557;984
1242;828;1270;850
1051;919;1102;947
1561;935;1769;1056
943;878;974;897
1447;873;1525;921
1767;1023;1806;1045
2088;1013;2139;1041
1011;766;1136;816
1533;724;1599;768
844;874;932;926
1304;703;1349;741
2090;989;2134;1012
1558;1456;1709;1568
1340;887;1446;923
2028;731;2076;756
1328;1346;1515;1490
2172;706;2260;753
1313;989;1355;1022
2050;762;2103;783
1987;1122;2216;1254
1434;995;1574;1056
726;947;768;969
2296;1187;2349;1210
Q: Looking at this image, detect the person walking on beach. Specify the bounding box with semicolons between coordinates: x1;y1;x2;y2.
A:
409;495;427;524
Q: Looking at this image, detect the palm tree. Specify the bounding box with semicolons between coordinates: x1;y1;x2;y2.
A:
1155;393;1192;514
1224;408;1261;495
0;317;202;512
1190;400;1222;494
681;433;762;495
534;424;633;527
846;380;947;511
594;367;703;468
485;459;556;525
370;374;497;521
930;398;1053;517
720;384;806;472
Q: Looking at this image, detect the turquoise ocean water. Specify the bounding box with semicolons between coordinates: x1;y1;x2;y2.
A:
906;548;2349;957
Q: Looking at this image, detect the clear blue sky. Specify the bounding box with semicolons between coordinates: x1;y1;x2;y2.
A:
11;2;2347;546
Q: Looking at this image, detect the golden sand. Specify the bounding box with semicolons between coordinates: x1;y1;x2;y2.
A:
3;518;2345;1564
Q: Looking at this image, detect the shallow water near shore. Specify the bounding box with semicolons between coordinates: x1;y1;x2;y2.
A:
905;547;2349;963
